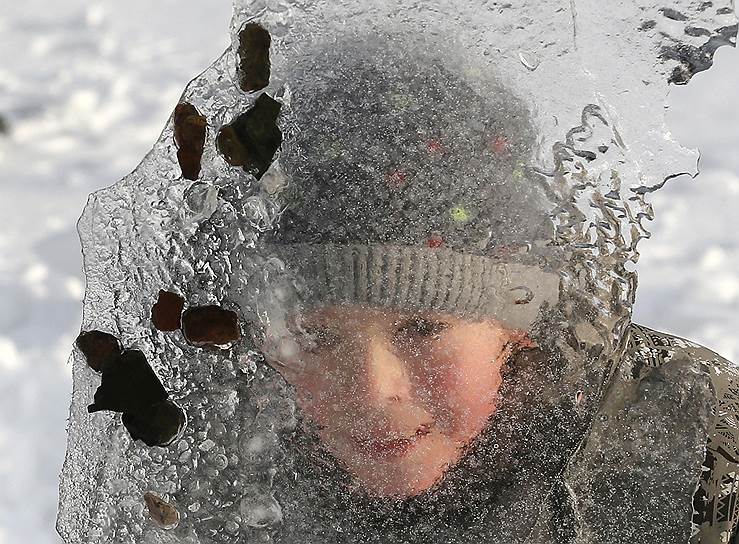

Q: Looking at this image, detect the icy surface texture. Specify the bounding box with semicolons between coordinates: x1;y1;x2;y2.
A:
57;1;737;543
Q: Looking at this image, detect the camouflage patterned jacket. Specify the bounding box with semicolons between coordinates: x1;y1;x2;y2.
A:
533;323;739;544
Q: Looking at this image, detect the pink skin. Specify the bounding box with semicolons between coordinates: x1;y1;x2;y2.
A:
259;304;536;498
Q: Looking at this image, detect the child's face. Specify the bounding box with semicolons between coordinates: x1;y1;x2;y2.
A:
259;304;533;498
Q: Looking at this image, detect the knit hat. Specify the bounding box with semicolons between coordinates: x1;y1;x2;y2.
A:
259;34;560;330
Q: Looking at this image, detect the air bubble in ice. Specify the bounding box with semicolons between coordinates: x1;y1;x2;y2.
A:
239;430;278;465
184;181;218;217
210;453;229;470
243;195;274;231
239;487;283;528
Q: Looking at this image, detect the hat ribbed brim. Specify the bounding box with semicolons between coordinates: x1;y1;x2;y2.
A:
264;243;560;330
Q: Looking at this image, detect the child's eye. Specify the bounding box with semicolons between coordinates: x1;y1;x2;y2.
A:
302;326;342;351
395;318;449;339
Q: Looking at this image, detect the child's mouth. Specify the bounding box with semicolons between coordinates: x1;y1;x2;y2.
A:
352;423;433;460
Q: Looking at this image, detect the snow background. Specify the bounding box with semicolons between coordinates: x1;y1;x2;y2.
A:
0;2;736;542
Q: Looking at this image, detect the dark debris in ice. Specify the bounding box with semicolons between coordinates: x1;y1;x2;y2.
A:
237;22;272;93
75;330;122;372
87;349;185;447
151;289;186;332
122;399;186;448
174;103;207;181
216;93;282;180
87;350;167;414
181;305;240;346
660;8;688;21
662;23;738;84
684;26;712;37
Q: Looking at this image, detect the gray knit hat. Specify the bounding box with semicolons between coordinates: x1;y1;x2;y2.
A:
259;35;560;329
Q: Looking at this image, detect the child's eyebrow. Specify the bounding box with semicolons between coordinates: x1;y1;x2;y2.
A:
393;316;452;333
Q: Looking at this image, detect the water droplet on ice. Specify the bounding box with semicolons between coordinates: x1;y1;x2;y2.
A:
518;50;541;71
199;439;216;452
277;337;299;360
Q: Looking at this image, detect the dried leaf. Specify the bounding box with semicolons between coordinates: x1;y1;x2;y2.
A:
216;94;282;180
144;492;180;530
75;330;121;372
237;23;271;92
174;103;207;180
151;290;185;332
182;305;240;346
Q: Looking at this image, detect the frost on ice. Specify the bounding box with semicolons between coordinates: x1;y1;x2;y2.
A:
57;1;737;543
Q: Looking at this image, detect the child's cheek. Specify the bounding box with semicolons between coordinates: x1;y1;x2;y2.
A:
424;355;501;440
291;365;355;430
405;351;456;426
411;356;471;436
284;367;328;418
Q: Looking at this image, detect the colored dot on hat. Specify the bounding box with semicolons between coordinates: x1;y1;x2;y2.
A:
390;93;413;110
426;139;444;154
385;170;408;187
427;234;444;248
450;205;471;223
512;162;525;180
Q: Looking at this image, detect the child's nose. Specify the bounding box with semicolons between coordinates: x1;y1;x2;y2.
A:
353;331;412;407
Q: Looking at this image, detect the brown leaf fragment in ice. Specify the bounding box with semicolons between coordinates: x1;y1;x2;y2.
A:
216;93;282;180
75;330;122;372
237;23;271;92
174;102;207;180
182;305;240;346
144;492;180;530
151;290;185;331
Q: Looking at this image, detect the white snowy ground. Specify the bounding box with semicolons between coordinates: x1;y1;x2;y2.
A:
0;2;736;543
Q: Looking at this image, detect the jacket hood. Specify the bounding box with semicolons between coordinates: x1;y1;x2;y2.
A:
233;31;630;543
